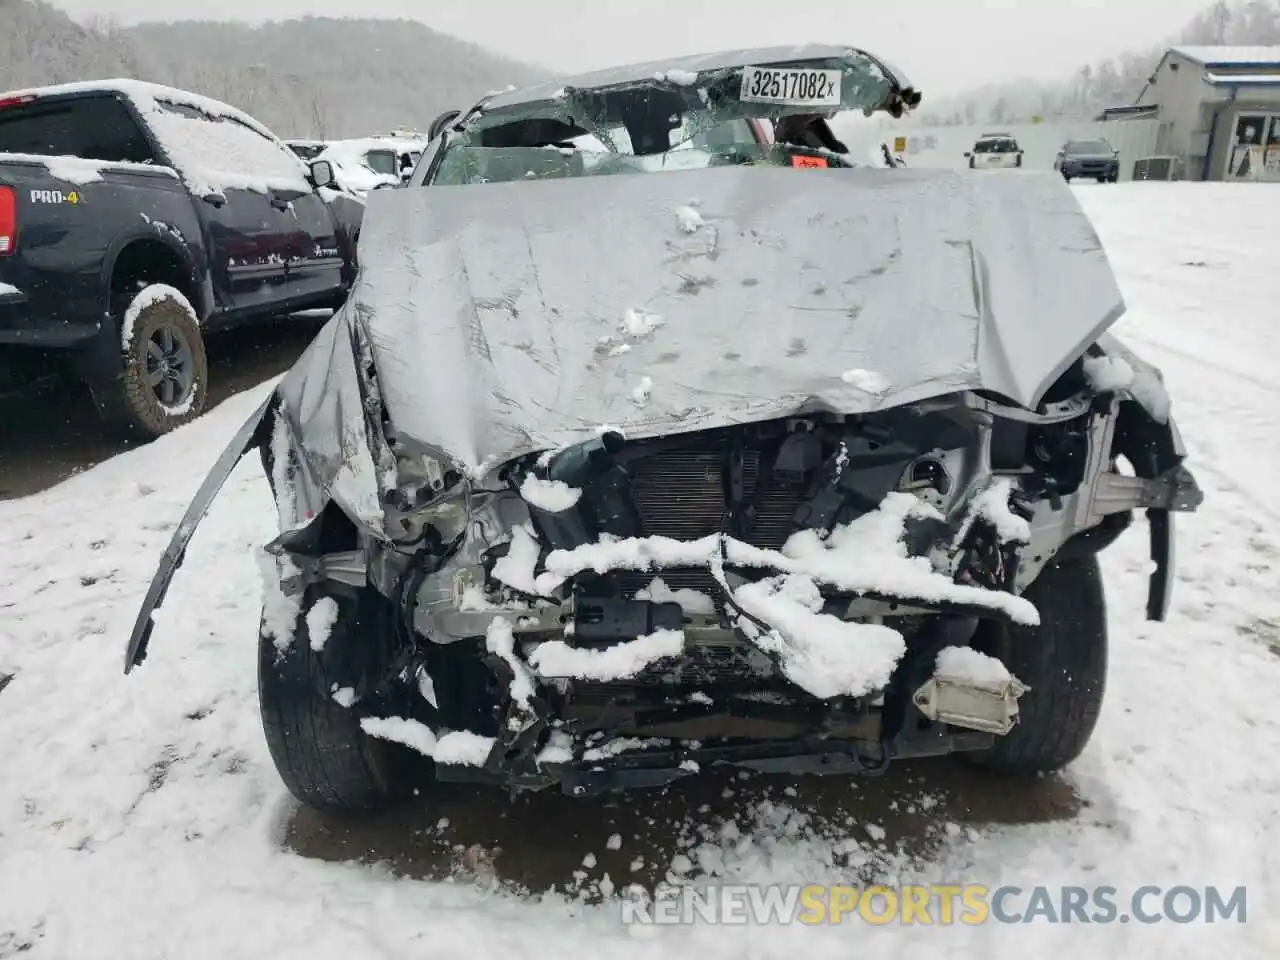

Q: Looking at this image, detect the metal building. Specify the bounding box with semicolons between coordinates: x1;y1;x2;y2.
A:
1103;46;1280;181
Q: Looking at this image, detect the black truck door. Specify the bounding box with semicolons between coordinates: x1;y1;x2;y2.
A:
270;186;345;304
150;99;299;314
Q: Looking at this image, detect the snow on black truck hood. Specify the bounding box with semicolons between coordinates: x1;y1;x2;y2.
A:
338;164;1123;475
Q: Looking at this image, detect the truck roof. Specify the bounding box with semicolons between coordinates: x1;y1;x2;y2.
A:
0;77;311;199
0;78;279;145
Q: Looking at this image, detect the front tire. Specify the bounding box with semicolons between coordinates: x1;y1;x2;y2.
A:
967;555;1108;774
258;586;418;813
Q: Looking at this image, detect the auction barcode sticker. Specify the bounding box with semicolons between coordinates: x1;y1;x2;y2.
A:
739;65;841;107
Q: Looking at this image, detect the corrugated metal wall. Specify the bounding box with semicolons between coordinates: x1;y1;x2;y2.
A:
833;119;1161;181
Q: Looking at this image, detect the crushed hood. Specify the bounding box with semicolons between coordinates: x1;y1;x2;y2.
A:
284;165;1124;478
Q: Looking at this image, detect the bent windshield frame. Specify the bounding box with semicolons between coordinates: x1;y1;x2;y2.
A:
426;55;894;187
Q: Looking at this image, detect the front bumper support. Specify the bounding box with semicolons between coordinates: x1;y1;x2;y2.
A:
435;728;995;796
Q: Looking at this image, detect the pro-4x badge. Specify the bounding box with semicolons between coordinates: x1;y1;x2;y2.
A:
29;189;81;204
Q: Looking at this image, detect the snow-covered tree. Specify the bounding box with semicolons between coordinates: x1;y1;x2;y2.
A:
0;1;550;138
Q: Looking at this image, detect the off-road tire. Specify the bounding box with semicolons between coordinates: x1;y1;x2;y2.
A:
967;555;1108;774
95;286;208;438
258;587;416;813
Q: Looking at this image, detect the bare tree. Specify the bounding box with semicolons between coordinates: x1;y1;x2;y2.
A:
1207;0;1234;41
309;95;330;139
1240;0;1280;40
1075;64;1093;106
82;13;121;36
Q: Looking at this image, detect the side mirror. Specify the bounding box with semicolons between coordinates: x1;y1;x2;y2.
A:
309;159;336;189
428;109;462;142
963;151;971;157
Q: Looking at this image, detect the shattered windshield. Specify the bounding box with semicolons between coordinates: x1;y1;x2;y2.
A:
431;55;894;186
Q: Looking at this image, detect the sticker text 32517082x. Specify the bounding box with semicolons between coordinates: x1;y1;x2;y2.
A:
739;65;842;107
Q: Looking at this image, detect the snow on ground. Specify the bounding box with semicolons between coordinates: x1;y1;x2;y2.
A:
2;183;1280;958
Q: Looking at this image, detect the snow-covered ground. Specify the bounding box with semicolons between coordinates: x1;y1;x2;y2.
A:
2;183;1279;958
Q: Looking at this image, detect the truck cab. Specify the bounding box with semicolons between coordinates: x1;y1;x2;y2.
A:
0;80;363;437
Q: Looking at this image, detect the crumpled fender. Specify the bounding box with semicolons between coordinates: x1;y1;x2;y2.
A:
123;392;275;673
1094;332;1203;621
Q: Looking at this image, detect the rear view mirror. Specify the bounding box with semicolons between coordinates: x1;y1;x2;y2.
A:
309;159;336;189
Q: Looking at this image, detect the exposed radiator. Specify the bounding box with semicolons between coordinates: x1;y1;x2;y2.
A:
612;442;808;610
597;441;810;687
627;444;806;549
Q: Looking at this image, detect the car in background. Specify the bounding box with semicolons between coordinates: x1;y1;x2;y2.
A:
314;135;425;197
965;132;1023;169
1055;138;1120;183
284;138;328;161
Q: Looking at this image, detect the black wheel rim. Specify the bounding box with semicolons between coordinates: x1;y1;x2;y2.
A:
145;325;195;408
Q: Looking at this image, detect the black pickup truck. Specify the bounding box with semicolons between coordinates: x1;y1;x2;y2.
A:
0;79;364;438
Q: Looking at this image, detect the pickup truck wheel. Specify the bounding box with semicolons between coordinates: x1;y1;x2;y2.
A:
258;586;420;813
101;285;208;438
965;555;1108;774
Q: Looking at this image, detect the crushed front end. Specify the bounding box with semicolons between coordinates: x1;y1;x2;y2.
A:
259;348;1199;796
408;404;1031;794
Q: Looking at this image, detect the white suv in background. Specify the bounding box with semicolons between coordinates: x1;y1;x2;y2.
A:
965;133;1023;169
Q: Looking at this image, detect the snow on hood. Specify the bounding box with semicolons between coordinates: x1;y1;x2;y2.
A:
323;166;1122;475
320;137;421;167
315;138;421;195
321;158;397;195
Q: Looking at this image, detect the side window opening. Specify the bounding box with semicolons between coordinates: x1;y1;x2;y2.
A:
0;94;157;164
363;150;398;176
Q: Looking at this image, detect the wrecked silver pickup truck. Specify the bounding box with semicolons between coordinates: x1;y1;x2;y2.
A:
125;45;1202;813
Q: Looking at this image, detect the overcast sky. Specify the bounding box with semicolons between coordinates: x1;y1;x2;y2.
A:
50;0;1210;92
